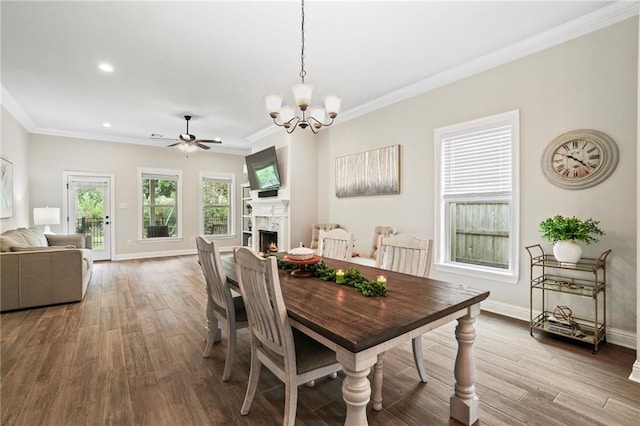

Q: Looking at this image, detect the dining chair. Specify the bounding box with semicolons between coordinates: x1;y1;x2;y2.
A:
309;223;340;249
317;228;354;261
372;232;433;409
196;236;249;382
234;247;342;426
370;225;396;258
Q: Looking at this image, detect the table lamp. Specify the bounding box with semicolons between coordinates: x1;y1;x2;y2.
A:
33;207;60;234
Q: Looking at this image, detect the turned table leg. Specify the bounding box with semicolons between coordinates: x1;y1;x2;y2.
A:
338;353;377;426
450;305;480;425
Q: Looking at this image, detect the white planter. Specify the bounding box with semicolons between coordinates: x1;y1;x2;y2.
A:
553;240;582;263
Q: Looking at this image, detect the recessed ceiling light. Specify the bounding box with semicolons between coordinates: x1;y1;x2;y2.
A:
98;63;114;73
102;122;111;128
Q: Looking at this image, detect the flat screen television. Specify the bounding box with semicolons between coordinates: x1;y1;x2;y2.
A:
245;146;282;191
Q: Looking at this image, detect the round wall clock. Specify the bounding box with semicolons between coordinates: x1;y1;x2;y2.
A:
541;129;619;190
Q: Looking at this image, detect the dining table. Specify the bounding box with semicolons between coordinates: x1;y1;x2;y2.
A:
221;254;490;426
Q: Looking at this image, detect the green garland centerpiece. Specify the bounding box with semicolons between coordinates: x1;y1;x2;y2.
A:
262;253;387;297
308;262;387;297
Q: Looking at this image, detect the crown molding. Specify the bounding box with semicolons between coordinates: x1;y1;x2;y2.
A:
248;1;639;143
1;86;36;131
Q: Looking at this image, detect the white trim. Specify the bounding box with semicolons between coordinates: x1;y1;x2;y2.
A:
1;86;35;131
248;2;639;144
138;167;183;240
62;171;115;261
198;171;236;238
434;110;520;282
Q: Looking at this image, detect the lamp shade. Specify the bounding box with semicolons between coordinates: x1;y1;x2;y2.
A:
33;207;60;225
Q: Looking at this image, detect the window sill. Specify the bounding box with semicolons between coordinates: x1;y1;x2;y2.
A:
139;237;182;244
434;262;518;284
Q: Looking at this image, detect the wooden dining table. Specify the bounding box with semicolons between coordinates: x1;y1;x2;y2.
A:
221;254;490;426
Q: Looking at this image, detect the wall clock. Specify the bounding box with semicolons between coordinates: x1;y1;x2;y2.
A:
542;129;619;190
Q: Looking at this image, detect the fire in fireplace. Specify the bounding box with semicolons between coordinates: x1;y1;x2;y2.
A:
259;230;278;253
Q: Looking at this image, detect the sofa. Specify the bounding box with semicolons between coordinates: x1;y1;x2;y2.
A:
0;227;93;311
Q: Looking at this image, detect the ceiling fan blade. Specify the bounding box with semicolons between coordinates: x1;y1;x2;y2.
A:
167;142;182;147
195;143;211;150
196;139;222;144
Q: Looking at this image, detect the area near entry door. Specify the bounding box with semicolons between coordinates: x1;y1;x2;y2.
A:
66;174;112;261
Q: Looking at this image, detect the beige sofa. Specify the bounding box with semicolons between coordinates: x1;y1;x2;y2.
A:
0;227;93;312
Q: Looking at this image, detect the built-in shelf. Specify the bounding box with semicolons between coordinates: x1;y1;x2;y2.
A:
241;183;252;247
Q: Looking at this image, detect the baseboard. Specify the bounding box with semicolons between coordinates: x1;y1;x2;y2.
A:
481;298;637;350
112;244;237;261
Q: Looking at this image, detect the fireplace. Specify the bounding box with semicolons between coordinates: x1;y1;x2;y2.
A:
259;230;278;253
251;199;290;252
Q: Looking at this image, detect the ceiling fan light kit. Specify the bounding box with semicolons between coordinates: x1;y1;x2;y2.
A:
265;0;341;134
160;115;222;156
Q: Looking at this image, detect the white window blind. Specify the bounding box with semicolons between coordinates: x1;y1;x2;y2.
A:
442;125;512;196
143;172;178;181
203;176;231;185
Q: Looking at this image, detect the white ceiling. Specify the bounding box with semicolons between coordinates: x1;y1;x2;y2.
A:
1;1;635;155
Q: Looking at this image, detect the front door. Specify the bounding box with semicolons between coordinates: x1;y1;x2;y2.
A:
65;174;112;261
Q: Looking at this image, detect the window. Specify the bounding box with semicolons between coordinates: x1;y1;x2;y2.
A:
434;110;519;282
201;173;234;237
139;169;182;239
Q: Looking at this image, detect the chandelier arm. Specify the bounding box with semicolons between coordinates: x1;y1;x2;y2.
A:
285;117;301;134
308;115;335;128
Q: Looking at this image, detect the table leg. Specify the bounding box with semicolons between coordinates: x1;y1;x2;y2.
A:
450;306;480;425
371;355;384;411
337;353;376;426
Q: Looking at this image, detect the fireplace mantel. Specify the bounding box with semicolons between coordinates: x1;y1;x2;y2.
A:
251;199;289;252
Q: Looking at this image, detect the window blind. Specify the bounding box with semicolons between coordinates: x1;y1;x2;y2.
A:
203;176;232;184
442;125;512;196
142;172;178;181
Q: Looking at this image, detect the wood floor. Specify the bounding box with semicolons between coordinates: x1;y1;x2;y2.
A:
1;255;639;425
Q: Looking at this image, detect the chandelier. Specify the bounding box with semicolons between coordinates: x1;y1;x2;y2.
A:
264;0;341;134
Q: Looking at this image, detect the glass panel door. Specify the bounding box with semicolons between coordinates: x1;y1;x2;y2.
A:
67;175;111;261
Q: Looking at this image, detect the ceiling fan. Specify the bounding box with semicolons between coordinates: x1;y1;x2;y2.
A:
163;115;222;151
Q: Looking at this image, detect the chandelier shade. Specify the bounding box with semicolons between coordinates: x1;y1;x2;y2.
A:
265;0;341;134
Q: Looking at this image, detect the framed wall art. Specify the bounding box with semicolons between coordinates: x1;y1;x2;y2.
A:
0;157;13;218
335;144;400;197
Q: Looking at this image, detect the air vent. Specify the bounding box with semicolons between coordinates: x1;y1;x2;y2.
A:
150;133;164;138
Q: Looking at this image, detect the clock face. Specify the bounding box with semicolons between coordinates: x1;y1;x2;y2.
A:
551;138;602;180
542;130;618;190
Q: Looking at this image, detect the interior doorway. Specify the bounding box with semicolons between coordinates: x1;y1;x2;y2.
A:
63;172;114;261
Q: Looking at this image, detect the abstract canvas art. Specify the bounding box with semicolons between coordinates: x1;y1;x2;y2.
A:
335;144;400;197
0;157;13;218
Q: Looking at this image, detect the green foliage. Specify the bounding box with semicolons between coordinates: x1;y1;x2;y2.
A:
307;262;387;297
75;188;103;218
539;215;604;245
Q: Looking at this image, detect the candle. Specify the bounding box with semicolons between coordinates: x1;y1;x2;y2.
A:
335;269;345;284
376;275;387;285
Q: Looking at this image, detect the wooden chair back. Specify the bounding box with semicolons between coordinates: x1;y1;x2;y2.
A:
318;228;354;261
234;247;294;364
196;236;232;312
375;233;433;278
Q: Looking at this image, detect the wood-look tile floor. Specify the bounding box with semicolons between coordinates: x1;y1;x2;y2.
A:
1;255;639;425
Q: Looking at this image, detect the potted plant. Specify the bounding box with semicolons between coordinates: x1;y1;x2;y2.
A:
539;215;604;263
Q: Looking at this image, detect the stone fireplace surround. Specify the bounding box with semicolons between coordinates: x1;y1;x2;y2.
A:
250;199;289;252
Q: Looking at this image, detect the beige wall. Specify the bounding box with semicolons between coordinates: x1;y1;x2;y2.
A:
0;106;30;231
313;18;638;336
28;134;245;257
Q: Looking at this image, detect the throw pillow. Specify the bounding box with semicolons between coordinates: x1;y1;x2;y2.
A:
46;234;85;248
0;230;29;252
17;227;48;246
